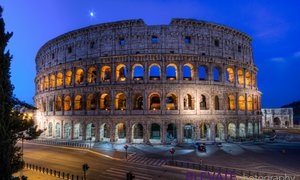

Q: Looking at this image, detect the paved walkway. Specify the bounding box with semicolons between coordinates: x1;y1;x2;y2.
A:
13;169;60;180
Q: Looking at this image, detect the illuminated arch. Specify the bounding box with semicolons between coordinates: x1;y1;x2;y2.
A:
64;96;71;111
252;73;256;87
238;95;245;111
183;63;194;80
226;67;234;83
133;93;143;110
245;71;251;86
149;93;161;110
74;95;83;110
132;64;144;80
50;75;55;88
228;95;236;110
247;96;253;111
100;93;111;110
101;66;111;82
116;64;127;81
87;94;96;110
237;69;244;85
75;69;84;85
56;72;63;87
65;71;72;86
87;67;97;84
166;93;178;110
183;94;195;110
115;93;126;110
44;76;49;90
166;64;178;80
149;63;161;80
55;96;62;111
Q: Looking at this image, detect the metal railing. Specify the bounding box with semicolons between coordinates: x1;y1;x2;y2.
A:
29;139;93;149
24;162;83;180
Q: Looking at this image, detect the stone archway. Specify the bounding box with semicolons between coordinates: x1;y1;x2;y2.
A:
48;122;53;137
200;123;210;140
273;117;280;127
215;123;225;142
166;123;177;143
100;123;110;142
132;123;144;143
239;123;246;138
64;123;71;139
183;123;195;143
247;122;253;136
55;122;61;138
150;123;161;144
228;123;236;139
115;123;126;143
86;123;96;141
73;123;82;140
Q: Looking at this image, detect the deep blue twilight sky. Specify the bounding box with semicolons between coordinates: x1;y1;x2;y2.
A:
1;0;300;107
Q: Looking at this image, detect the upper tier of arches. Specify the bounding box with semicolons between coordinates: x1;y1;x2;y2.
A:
36;61;257;93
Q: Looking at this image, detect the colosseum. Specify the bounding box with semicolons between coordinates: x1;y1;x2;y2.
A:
34;19;262;144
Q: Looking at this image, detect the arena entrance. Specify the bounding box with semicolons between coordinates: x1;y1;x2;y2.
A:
183;123;195;143
150;123;161;144
228;123;236;139
100;123;110;142
132;123;144;143
73;123;82;140
115;123;126;143
215;123;225;142
55;122;61;138
63;123;71;139
200;123;210;140
166;123;177;143
86;123;96;141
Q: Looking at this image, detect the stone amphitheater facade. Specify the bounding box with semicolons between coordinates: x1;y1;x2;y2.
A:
34;19;262;144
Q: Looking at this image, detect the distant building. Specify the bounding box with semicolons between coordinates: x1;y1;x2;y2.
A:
261;108;293;128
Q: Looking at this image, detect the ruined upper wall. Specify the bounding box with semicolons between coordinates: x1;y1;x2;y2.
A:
35;19;253;73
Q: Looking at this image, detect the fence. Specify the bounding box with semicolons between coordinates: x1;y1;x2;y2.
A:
30;139;92;149
166;160;299;178
25;162;83;180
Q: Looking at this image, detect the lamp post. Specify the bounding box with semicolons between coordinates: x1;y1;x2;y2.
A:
124;144;128;160
169;148;175;161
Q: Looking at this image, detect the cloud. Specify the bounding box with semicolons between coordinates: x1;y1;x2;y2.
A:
270;57;285;62
293;51;300;58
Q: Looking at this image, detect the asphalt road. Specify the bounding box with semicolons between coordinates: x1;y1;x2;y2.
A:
23;143;189;180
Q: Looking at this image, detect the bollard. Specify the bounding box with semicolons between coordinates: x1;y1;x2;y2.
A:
67;173;69;179
58;171;60;178
43;167;45;173
72;175;74;180
76;175;79;180
62;172;65;179
54;170;56;176
46;168;49;174
50;169;52;175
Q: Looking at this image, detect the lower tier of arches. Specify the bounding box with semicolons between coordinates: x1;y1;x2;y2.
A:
39;115;262;144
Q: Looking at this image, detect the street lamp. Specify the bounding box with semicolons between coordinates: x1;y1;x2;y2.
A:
169;148;175;161
124;144;128;160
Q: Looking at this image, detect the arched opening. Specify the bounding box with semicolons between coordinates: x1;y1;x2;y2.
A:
150;123;160;140
55;96;62;111
239;123;246;138
64;123;71;139
245;71;251;86
247;96;253;111
56;72;63;87
65;71;72;86
166;93;178;110
183;124;195;143
73;123;82;140
101;66;111;82
133;94;143;110
149;93;161;110
132;123;144;143
87;94;96;111
215;96;220;110
39;79;44;91
228;95;236;110
183;64;194;81
213;67;220;81
228;123;236;138
254;96;258;110
49;99;53;112
116;64;127;81
74;95;83;110
215;123;225;142
200;94;208;110
100;93;111;110
252;74;256;87
226;68;234;83
55;122;61;138
254;122;259;134
237;69;244;85
273;117;280;126
44;76;49;90
87;67;97;84
48;122;52;137
75;69;84;85
198;66;207;80
86;123;96;141
166;123;177;142
115;93;126;110
247;122;253;136
50;75;55;88
200;123;210;140
149;64;161;80
100;123;110;142
285;121;289;127
64;96;71;111
115;123;126;143
132;64;144;80
238;96;245;111
166;64;177;80
184;94;194;110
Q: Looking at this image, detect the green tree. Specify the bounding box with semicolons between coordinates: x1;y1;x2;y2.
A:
0;6;42;179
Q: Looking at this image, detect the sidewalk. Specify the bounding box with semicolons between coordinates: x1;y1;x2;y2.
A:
13;169;60;180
